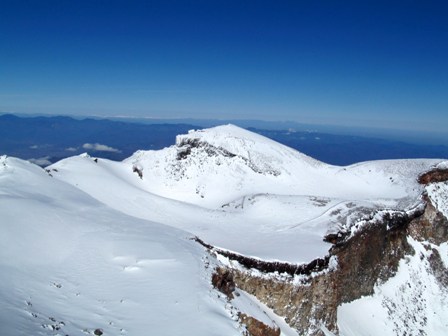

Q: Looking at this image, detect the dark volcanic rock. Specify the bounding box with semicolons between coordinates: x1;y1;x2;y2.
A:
409;195;448;245
199;195;448;335
239;313;280;336
195;236;329;277
418;167;448;184
211;267;236;299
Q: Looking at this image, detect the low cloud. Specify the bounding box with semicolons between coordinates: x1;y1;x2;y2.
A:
65;147;78;152
82;143;121;153
29;145;39;149
29;156;52;167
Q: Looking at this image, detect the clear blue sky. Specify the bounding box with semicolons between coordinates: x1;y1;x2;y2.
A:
1;0;447;133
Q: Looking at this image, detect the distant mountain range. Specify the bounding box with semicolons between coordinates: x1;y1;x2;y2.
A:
1;113;447;166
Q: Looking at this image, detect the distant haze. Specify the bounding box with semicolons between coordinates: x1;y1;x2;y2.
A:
1;114;447;167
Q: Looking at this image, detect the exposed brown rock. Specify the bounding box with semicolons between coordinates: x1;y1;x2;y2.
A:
408;194;448;245
211;267;235;299
239;313;280;336
232;215;414;335
175;138;280;176
198;195;448;335
428;248;448;289
418;168;448;184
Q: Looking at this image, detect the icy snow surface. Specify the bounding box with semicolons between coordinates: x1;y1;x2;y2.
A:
436;160;448;170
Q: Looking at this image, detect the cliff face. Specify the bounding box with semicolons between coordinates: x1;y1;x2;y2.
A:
208;167;448;335
230;210;421;335
418;166;448;184
408;194;448;245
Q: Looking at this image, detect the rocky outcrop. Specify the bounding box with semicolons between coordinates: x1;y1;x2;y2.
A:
177;137;237;160
230;209;418;335
195;236;329;277
418;167;448;184
132;165;143;179
194;164;448;335
200;193;448;335
408;194;448;245
211;267;280;336
175;137;281;176
211;267;236;299
239;313;280;336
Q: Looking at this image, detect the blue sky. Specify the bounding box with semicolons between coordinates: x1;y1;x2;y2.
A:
1;0;448;133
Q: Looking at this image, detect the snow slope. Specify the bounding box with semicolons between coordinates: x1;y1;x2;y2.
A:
49;125;441;263
48;154;332;263
338;238;448;336
0;156;255;335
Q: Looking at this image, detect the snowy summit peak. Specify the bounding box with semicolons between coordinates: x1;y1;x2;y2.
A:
121;124;331;207
173;124;323;171
120;125;441;209
175;124;316;162
176;124;279;148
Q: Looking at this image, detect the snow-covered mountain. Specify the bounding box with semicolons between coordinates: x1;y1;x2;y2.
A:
1;125;447;335
47;125;439;263
124;125;428;208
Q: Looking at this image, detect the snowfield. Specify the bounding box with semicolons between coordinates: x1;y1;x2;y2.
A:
49;125;439;263
1;125;447;335
0;156;278;335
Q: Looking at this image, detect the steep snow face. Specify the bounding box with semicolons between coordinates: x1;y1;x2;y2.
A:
338;238;448;336
125;125;435;209
336;174;448;336
427;181;448;219
0;157;243;335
